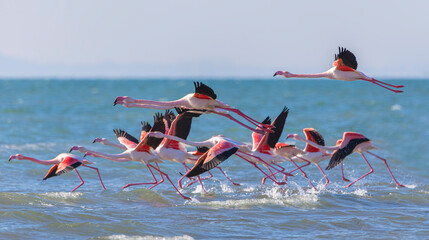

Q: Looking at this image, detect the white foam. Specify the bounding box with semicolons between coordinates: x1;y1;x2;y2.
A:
390;104;402;111
351;188;368;196
102;235;194;240
40;192;83;199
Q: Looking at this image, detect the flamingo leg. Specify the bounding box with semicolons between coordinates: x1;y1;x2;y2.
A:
367;151;405;187
216;167;240;186
82;165;106;190
236;153;286;185
122;164;162;189
216;107;274;130
210;111;271;134
148;163;165;190
370;78;404;88
71;169;85;192
261;162;288;185
341;162;350;182
181;163;206;192
147;164;191;200
360;79;403;93
315;164;329;187
345;153;374;188
287;160;315;189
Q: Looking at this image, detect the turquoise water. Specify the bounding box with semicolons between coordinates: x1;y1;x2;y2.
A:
1;79;428;239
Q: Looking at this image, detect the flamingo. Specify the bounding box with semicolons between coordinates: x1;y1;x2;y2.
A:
276;128;335;187
247;107;302;186
70;113;191;200
287;131;405;188
274;47;404;93
8;153;106;192
113;81;274;133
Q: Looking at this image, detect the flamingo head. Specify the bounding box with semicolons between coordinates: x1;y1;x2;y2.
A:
8;154;24;161
113;96;135;106
69;146;86;153
82;158;94;164
286;134;304;141
92;138;106;144
273;71;293;78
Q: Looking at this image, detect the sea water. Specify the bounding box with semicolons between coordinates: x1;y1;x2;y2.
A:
0;79;428;239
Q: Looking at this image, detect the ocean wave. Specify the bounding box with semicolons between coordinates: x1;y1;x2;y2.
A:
93;235;194;240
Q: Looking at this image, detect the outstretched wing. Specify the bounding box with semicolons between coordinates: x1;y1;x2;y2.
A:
303;128;325;153
334;47;358;70
194;82;217;100
267;107;289;149
252;116;271;149
113;129;139;149
172;108;201;140
326;137;370;170
147;112;166;149
186;141;238;177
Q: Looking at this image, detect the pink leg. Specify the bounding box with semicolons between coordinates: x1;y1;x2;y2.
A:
315;164;329;187
236;153;286;185
122;164;162;189
83;165;106;190
361;79;403;93
290;160;316;189
345;153;374;188
216;167;240;186
180;163;206;192
217;107;274;130
71;169;85;192
371;78;404;88
211;111;271;134
341;162;350;182
148;163;165;190
148;164;191;200
367;151;405;187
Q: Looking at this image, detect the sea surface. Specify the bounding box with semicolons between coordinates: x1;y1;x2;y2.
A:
0;79;428;239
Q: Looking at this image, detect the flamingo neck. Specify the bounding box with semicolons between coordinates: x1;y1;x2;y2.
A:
296;138;339;152
289;72;330;79
22;156;59;165
154;133;214;147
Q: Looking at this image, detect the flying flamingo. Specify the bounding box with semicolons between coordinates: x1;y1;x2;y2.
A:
113;82;274;133
70;114;191;200
274;47;404;93
8;153;106;192
276;128;335;187
247;107;302;186
287;131;405;188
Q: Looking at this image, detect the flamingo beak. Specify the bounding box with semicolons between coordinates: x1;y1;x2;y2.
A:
8;157;12;161
69;148;74;153
113;99;118;106
92;139;96;144
83;153;88;158
273;72;277;77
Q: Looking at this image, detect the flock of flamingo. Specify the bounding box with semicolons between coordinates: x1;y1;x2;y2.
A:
9;47;405;200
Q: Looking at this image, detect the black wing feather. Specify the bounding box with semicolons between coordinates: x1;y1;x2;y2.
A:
309;129;325;146
267;107;289;149
335;47;358;70
113;129;139;145
194;82;217;100
147;113;166;149
186;147;238;178
326;138;370;170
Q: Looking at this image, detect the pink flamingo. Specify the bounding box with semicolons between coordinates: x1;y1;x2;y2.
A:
114;82;274;133
276;128;334;187
274;47;404;93
8;153;106;192
287;132;405;188
71;114;191;200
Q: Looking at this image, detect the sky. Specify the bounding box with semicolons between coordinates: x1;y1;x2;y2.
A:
0;1;428;78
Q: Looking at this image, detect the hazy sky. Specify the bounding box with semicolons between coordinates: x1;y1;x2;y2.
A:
0;1;428;78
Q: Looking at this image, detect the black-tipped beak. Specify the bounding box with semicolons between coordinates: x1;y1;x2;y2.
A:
83;153;88;158
273;73;277;77
69;148;73;153
286;136;290;139
179;172;184;176
8;157;12;161
113;100;117;106
92;139;96;144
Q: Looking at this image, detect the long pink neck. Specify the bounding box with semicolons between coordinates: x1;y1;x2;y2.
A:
154;133;213;147
289;72;330;79
84;150;131;162
22;156;59;165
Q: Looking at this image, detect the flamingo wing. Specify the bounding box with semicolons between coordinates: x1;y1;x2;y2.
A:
193;81;217;100
334;47;358;70
113;129;139;149
267;107;289;149
326;137;370;170
43;164;59;180
55;156;82;176
163;109;176;132
186;142;238;177
173;108;201;140
146;112;166;149
303;128;325;152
